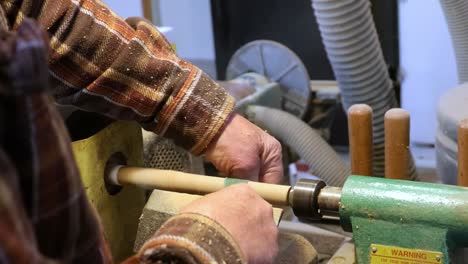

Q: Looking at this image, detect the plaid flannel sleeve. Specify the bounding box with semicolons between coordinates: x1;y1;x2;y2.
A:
1;0;235;155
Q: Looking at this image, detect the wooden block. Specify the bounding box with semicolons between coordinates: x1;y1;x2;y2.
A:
275;232;318;264
279;220;349;258
328;242;356;264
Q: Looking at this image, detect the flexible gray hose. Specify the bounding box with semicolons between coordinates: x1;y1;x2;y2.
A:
311;0;418;180
246;105;350;187
439;0;468;83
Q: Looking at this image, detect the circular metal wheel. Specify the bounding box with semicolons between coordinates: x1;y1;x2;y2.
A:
226;40;311;119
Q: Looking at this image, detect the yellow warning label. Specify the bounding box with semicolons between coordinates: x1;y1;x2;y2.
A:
370;244;442;264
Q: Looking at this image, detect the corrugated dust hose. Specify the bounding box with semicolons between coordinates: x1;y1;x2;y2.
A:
246;105;350;187
310;0;418;180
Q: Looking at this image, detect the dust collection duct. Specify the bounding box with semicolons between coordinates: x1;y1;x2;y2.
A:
310;0;419;180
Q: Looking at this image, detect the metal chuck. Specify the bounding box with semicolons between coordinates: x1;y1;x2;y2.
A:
288;178;342;220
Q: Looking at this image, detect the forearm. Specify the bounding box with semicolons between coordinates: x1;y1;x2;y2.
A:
1;0;235;154
124;213;245;264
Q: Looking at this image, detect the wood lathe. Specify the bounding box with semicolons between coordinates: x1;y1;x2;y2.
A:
106;164;468;264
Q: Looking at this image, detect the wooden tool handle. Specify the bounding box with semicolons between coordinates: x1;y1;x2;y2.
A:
458;119;468;187
385;109;410;180
116;166;291;206
348;104;373;176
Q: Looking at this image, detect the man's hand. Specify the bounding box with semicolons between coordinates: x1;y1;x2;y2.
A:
181;184;279;264
205;114;283;183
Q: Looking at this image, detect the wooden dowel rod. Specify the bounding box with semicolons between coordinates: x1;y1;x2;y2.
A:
385;109;410;180
458;119;468;187
348;104;373;176
116;166;291;206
